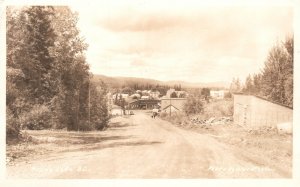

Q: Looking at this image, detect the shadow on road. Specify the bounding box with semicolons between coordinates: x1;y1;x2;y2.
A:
108;122;136;128
59;140;163;153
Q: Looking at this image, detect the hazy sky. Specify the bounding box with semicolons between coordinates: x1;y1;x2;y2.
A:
70;0;293;83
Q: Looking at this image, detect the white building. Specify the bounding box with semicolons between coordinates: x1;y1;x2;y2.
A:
210;90;225;100
121;94;129;99
141;95;150;100
111;105;123;116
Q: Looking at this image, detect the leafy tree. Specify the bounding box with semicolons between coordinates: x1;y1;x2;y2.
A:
174;84;182;91
21;6;56;104
252;73;262;95
6;6;110;138
229;77;241;93
261;37;293;107
283;36;293;107
89;81;110;130
241;36;293;107
49;7;90;130
6;6;56;136
243;74;254;94
121;87;134;94
170;92;178;98
183;92;203;116
201;88;210;102
178;92;186;98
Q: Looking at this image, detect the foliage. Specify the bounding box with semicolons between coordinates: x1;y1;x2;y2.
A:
224;92;232;99
202;99;233;118
173;84;182;91
261;37;293;107
178;92;186;98
6;108;20;139
160;112;187;125
242;74;254;94
6;6;110;140
121;87;134;94
90;81;110;130
201;88;210;102
229;78;241;93
170;92;178;98
183;91;204;115
19;104;52;130
240;36;293;108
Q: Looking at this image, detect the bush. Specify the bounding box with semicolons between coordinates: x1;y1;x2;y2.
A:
94;117;110;130
203;99;233;118
6;108;20;140
160;111;187;126
20;104;52;130
224;92;232;99
77;120;94;131
160;112;168;118
183;95;204;116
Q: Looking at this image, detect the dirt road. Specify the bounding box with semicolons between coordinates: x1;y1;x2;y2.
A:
7;111;286;178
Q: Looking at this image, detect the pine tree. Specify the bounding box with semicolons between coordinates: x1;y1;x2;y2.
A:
243;74;253;94
261;40;291;106
22;6;56;103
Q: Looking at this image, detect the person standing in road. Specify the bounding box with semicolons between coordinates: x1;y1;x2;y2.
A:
152;108;159;119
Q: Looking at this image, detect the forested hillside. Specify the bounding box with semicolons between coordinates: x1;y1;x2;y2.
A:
92;74;229;90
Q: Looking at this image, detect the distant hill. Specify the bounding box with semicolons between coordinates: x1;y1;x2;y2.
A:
164;80;230;89
92;74;229;89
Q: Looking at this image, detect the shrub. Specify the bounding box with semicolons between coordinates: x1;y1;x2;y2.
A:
170;92;178;98
203;99;233;118
160;112;168;118
78;120;94;131
160;111;187;126
94;116;110;130
20;104;52;130
183;95;204;116
6;108;20;140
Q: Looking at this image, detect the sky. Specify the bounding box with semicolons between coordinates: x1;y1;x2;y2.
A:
70;0;293;83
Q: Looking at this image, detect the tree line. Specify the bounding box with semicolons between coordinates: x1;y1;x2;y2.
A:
230;36;293;108
6;6;110;139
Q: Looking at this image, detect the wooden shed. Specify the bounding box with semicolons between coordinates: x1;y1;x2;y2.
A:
233;94;293;128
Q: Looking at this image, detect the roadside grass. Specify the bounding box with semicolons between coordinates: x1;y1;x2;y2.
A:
202;99;233;118
160;99;292;177
6;116;133;166
216;124;292;177
6;130;102;165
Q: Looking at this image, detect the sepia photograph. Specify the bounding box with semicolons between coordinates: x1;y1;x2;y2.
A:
1;0;299;184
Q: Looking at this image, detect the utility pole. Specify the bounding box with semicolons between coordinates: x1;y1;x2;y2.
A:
169;96;171;116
